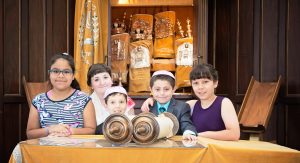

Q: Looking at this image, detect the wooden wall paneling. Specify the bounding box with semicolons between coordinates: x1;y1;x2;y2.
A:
285;0;300;150
46;0;74;74
3;104;22;162
286;106;300;150
213;0;230;96
45;0;53;68
253;0;282;142
194;0;208;64
277;0;287;147
1;0;74;161
52;0;68;54
287;0;300;96
20;5;29;152
278;0;286;83
4;0;21;95
21;0;29;80
277;103;287;146
263;104;278;142
3;0;24;161
21;0;30;146
193;0;200;63
20;0;29;147
228;0;237;103
207;0;215;65
260;0;279;81
0;0;4;161
253;0;261;78
236;0;254;97
68;0;76;55
29;0;46;82
21;104;29;140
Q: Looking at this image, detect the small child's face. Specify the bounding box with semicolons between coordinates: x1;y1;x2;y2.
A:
91;72;113;95
191;78;218;100
49;58;74;91
150;79;175;105
105;93;127;114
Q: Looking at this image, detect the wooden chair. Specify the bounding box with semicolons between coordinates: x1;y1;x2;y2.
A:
22;76;50;107
238;76;281;140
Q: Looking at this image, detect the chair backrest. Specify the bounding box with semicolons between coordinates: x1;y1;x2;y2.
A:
22;76;50;107
238;76;281;130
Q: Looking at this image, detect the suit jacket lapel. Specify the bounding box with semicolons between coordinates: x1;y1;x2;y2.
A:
150;101;159;115
167;98;176;113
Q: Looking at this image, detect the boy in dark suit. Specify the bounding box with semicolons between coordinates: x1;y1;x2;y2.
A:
147;70;197;140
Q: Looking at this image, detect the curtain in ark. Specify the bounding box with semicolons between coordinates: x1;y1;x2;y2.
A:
74;0;109;93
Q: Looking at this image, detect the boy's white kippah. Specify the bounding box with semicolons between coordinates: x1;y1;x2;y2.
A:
152;70;175;79
104;86;127;99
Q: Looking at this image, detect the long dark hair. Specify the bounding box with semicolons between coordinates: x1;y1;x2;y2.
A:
48;53;81;90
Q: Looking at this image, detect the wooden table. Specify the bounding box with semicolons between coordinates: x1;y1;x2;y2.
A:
9;135;300;163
